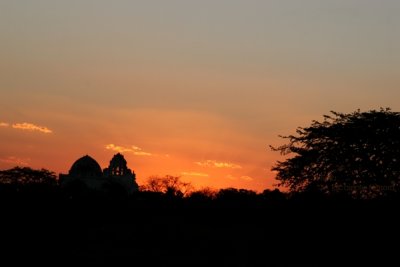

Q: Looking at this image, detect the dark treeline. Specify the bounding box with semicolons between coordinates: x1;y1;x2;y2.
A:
2;166;399;211
1;167;399;266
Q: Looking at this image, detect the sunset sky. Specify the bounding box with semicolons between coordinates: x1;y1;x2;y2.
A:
1;0;399;191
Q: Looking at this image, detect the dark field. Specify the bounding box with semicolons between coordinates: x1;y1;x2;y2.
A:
2;193;399;266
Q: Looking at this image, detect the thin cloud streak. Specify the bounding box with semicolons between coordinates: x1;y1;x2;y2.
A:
181;172;209;177
227;174;254;181
12;123;53;134
0;156;30;166
195;160;242;169
105;144;152;156
0;122;9;127
241;176;254;181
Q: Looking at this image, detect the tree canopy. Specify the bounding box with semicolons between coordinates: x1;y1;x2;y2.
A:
0;166;57;186
140;175;193;197
271;108;400;199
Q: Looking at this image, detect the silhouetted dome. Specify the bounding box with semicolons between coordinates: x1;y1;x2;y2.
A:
69;155;102;178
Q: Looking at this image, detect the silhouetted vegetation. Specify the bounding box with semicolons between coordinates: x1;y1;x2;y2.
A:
0;165;399;265
0;166;57;198
141;175;194;197
2;109;400;265
0;166;57;186
271;108;400;199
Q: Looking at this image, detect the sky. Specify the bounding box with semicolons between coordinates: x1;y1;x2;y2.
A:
1;0;399;191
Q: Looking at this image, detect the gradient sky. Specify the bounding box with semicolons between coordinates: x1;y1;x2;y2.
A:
1;0;399;191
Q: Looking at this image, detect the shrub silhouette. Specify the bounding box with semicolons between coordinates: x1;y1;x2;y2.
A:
141;175;193;198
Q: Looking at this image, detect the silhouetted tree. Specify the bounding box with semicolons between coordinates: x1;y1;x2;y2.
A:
0;166;57;186
271;108;400;199
189;187;217;200
216;188;258;206
141;175;193;197
260;189;286;202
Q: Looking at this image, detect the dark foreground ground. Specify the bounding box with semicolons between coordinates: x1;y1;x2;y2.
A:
1;194;399;266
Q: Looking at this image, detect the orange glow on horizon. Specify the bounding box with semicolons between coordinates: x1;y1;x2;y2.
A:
0;108;291;192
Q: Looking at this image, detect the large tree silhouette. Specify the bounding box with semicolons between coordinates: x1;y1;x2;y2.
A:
271;108;400;198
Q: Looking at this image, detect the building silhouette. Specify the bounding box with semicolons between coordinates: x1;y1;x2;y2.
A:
59;153;138;194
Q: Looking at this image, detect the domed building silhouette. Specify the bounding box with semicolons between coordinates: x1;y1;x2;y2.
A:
59;153;138;194
69;155;103;178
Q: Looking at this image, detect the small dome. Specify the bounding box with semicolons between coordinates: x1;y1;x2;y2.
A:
69;155;102;178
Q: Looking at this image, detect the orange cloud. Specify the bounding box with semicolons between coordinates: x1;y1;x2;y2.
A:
195;160;242;169
12;122;52;134
240;176;254;181
105;144;152;156
0;156;30;166
0;122;9;127
181;172;209;177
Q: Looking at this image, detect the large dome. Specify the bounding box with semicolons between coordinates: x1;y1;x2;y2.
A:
69;155;102;178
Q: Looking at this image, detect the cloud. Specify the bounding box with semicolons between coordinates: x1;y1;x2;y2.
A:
105;144;152;156
12;123;52;134
195;160;242;169
226;174;254;181
240;176;254;181
0;156;30;166
105;144;133;153
226;174;237;180
181;172;209;177
0;122;52;134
